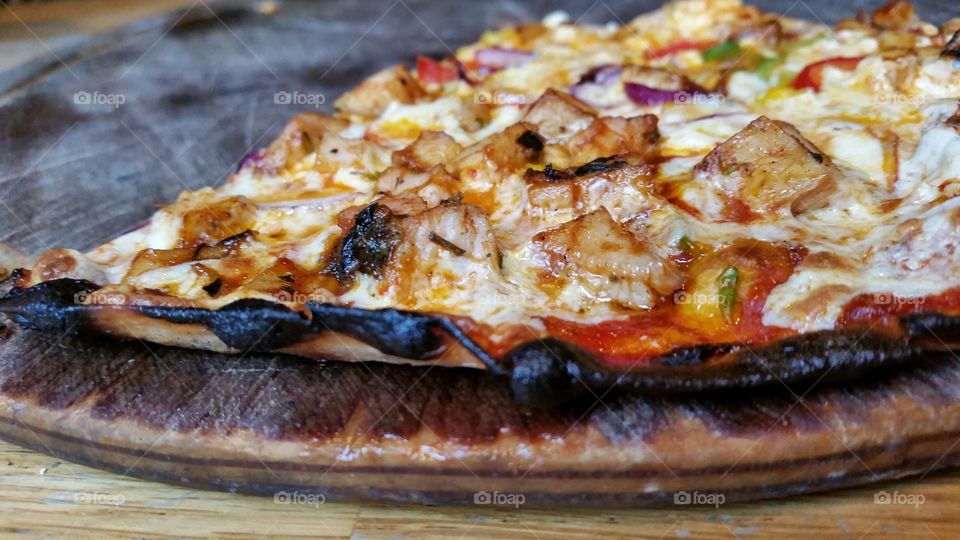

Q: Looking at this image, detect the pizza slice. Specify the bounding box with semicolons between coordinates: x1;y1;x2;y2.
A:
3;0;960;407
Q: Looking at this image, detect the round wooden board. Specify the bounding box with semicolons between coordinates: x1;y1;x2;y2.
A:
2;0;960;508
2;323;960;506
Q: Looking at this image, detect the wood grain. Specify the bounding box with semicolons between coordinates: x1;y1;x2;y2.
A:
3;439;960;539
2;321;960;507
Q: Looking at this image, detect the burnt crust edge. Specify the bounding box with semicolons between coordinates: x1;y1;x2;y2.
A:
0;278;954;406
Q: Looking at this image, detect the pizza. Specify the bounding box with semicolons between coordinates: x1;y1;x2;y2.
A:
2;0;960;407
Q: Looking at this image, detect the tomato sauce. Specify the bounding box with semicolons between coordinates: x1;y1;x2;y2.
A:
838;287;960;328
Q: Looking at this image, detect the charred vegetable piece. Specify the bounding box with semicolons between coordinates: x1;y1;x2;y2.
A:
192;230;255;261
574;156;628;177
523;164;575;183
516;130;545;151
325;203;401;285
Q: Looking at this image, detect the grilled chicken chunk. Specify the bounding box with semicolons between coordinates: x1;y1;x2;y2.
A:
692;116;839;222
521;89;596;140
334;64;425;117
532;208;682;310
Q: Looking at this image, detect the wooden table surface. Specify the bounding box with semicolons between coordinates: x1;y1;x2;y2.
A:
3;437;960;539
2;1;960;537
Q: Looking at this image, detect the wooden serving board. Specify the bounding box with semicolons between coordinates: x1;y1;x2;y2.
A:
2;322;960;506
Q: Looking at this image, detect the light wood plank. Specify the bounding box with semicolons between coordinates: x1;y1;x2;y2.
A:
2;441;958;539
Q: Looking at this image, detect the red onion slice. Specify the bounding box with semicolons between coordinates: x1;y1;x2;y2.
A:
570;65;622;107
236;148;266;172
623;82;680;106
577;64;621;85
475;48;535;69
624;82;713;106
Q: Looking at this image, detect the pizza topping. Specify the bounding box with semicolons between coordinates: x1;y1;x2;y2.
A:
562;115;660;165
871;0;917;31
376;166;459;207
388;202;508;310
390;131;461;169
523;164;574;184
701;40;741;62
690;116;838;221
257;113;349;174
574;156;629;177
521;89;596;139
525;161;659;226
192;230;255;261
334;64;425;117
622;66;712;106
943;30;960;59
31;248;107;285
324;203;401;286
515;129;545;151
531;208;682;311
716;265;739;321
415;55;459;87
645;39;714;59
428;232;467;256
792;56;865;91
179;195;258;248
474;48;535;70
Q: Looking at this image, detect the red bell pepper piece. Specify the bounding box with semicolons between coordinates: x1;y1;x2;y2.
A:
415;55;458;86
792;56;864;91
646;39;714;59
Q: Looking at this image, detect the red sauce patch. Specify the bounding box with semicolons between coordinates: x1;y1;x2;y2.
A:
838;287;960;328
